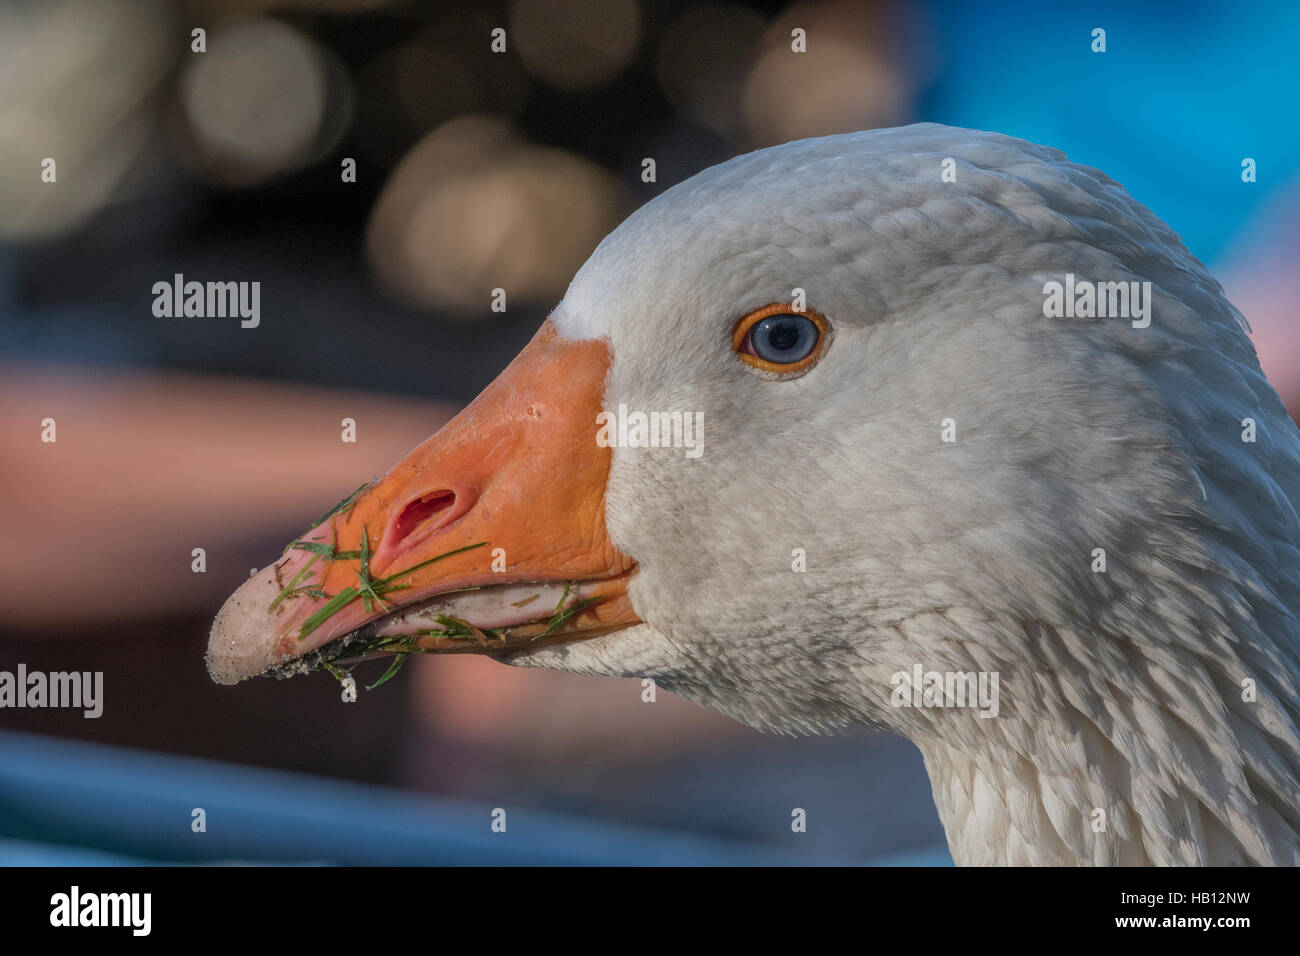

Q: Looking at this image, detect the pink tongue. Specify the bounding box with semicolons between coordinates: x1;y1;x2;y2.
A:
371;582;592;636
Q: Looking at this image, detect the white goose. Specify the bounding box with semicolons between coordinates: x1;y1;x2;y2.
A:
209;124;1300;866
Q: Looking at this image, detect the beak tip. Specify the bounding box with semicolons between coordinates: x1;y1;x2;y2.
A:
206;565;291;685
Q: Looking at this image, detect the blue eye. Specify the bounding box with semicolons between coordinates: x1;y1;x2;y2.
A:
732;305;830;372
746;313;820;363
749;314;818;362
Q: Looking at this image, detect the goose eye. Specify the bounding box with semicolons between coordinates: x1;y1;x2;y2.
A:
731;304;830;373
749;314;817;361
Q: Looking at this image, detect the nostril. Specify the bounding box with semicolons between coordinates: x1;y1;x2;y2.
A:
391;490;456;550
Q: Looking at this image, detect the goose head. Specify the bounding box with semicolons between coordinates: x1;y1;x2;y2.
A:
209;123;1300;866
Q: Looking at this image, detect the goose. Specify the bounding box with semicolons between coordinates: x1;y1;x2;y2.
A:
208;123;1300;866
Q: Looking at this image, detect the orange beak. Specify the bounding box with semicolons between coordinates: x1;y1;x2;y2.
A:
207;320;639;685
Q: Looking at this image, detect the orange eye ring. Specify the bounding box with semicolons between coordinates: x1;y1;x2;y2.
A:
731;303;831;373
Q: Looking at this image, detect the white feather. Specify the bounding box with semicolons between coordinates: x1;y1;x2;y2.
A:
515;124;1300;866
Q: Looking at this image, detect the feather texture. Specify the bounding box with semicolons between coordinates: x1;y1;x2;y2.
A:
513;124;1300;865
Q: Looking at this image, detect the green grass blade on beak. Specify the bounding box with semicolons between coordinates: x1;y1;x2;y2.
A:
269;550;322;612
295;540;489;641
298;587;360;640
538;594;601;640
364;652;409;691
433;615;496;647
375;541;489;590
311;480;373;529
353;526;389;615
269;529;363;614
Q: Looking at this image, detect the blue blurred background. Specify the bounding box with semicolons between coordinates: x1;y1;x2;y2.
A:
1;0;1296;865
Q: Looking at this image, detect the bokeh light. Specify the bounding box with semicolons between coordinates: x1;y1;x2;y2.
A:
178;17;352;186
366;115;622;315
0;0;174;240
655;3;767;139
510;0;641;90
741;0;921;146
353;20;530;166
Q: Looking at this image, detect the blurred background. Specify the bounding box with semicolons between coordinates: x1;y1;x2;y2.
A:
1;0;1297;865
